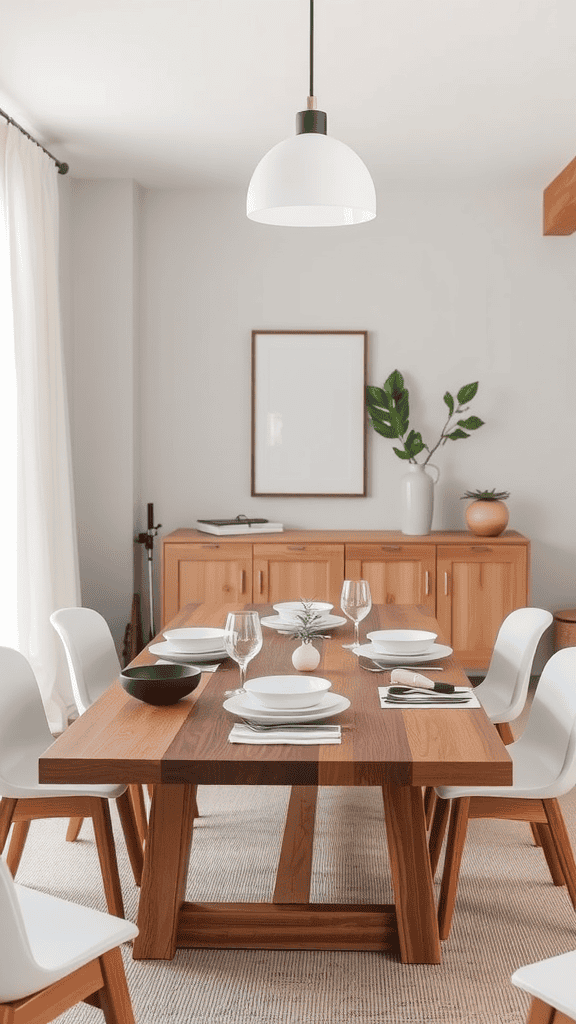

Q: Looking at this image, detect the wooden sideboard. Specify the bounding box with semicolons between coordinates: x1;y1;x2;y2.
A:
161;529;530;670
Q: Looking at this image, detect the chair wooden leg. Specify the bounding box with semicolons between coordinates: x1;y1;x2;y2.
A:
66;816;84;841
90;798;125;918
543;798;576;910
534;822;565;887
496;720;515;744
424;786;437;827
6;820;31;876
115;791;144;887
128;784;147;845
429;796;451;878
526;996;564;1024
97;947;136;1024
438;797;470;940
0;797;17;853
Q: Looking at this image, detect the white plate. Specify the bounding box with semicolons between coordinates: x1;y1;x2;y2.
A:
228;689;332;717
353;642;453;665
260;614;347;632
149;641;227;663
223;691;350;724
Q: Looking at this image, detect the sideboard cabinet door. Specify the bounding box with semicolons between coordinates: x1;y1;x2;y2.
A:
345;543;436;612
436;543;528;669
162;543;253;625
253;543;345;606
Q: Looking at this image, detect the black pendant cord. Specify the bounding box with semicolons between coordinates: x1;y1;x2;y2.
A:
0;107;69;174
309;0;314;97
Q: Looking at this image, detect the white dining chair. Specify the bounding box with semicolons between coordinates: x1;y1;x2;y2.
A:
0;856;138;1023
511;948;576;1024
473;607;553;743
0;646;143;919
50;606;149;843
424;606;553;830
429;646;576;940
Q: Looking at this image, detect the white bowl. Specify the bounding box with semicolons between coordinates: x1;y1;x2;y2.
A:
162;627;226;654
272;602;333;624
367;629;438;655
243;675;332;709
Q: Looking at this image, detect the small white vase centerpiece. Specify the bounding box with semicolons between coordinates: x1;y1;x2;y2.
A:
287;600;330;671
366;370;485;535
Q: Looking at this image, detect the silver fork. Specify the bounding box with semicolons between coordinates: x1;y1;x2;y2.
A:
359;658;443;673
238;718;339;731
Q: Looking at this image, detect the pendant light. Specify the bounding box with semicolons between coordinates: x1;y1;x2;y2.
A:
247;0;376;226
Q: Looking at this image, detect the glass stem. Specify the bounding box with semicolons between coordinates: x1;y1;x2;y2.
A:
239;663;247;689
354;621;360;646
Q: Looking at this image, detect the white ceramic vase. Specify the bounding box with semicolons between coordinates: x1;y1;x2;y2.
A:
292;641;321;671
400;464;440;535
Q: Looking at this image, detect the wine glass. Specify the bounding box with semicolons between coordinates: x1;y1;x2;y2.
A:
223;611;263;697
340;580;372;649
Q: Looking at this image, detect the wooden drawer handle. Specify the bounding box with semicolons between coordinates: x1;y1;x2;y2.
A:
258;570;264;594
444;572;450;596
381;545;401;551
240;570;246;594
425;570;430;596
473;546;493;553
202;543;220;549
287;545;306;551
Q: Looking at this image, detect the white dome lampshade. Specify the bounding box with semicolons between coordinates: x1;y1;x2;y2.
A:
247;131;376;227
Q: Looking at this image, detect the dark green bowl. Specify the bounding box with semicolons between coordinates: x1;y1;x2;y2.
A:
120;664;202;705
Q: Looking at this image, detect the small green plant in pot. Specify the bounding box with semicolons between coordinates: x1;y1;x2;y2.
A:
366;371;485;534
461;488;510;537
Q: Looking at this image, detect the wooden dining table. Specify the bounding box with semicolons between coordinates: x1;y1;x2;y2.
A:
39;601;512;964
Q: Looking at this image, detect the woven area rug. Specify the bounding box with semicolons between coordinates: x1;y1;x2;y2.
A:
9;692;576;1024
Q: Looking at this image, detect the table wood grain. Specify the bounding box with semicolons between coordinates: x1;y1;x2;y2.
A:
40;602;512;964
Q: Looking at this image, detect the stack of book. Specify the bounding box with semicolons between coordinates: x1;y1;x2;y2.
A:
195;516;284;536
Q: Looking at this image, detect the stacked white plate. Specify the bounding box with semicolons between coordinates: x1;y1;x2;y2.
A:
149;627;227;664
353;642;453;665
224;674;350;724
224;690;350;725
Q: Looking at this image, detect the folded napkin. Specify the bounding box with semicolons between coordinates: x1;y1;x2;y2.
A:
228;724;341;744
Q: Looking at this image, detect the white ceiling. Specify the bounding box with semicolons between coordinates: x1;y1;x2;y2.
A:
0;0;575;190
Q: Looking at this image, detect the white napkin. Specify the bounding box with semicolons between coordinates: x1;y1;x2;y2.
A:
228;724;341;744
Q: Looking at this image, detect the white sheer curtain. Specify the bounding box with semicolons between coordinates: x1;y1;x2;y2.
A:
0;121;81;732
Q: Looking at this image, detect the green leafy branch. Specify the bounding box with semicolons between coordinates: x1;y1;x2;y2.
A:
366;370;484;465
287;600;330;642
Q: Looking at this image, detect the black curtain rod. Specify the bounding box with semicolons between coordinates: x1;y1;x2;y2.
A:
0;107;69;174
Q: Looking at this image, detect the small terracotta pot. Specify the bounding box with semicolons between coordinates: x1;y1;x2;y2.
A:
465;499;509;537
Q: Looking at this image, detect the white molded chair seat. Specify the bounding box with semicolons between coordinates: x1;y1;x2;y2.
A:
512;949;576;1022
0;646;143;918
437;646;576;803
430;647;576;939
0;857;137;1020
473;607;553;726
50;607;122;715
50;606;152;843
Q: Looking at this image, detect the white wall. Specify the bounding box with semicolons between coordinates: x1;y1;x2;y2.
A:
63;180;576;655
62;179;142;650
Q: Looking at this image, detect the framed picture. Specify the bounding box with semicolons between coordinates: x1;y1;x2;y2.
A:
251;330;367;497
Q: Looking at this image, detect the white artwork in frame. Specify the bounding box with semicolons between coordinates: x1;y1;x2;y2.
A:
251;331;367;497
